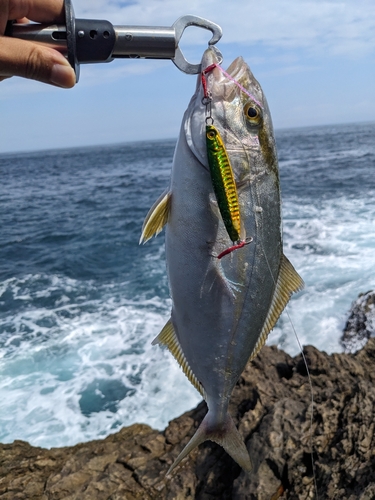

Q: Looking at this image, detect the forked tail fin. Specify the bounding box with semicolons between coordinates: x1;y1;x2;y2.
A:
166;411;252;477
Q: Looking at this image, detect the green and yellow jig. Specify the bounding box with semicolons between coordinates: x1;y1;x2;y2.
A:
206;124;241;243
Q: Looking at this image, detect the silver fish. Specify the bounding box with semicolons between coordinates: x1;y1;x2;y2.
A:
140;47;304;474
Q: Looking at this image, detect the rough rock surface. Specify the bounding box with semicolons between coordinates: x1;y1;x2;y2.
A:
1;339;375;500
341;290;375;353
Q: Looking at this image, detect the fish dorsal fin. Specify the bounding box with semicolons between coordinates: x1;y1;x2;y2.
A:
139;190;171;244
249;254;304;361
152;318;206;399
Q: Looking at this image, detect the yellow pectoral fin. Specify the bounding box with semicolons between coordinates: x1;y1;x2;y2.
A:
249;254;304;361
152;318;206;399
139;190;171;244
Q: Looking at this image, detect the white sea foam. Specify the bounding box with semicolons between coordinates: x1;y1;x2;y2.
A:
269;194;375;355
0;275;201;448
1;192;374;447
1;125;375;449
1;192;374;448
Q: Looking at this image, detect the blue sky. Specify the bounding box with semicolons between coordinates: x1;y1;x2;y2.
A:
1;0;374;154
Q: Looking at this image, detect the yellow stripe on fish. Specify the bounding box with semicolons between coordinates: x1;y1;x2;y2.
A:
206;125;241;243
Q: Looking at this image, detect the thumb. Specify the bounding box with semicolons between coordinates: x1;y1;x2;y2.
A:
0;37;76;88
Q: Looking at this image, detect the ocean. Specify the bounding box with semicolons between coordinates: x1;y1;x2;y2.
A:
1;121;374;448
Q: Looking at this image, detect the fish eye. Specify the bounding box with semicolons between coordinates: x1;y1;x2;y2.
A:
244;102;262;125
206;129;217;140
247;107;258;118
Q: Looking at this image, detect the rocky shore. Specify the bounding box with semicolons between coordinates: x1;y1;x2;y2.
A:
341;290;375;354
1;296;375;500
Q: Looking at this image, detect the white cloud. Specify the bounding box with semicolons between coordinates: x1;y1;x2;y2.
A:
73;0;375;58
77;59;169;86
1;0;373;150
3;0;372;98
0;58;168;98
259;63;319;78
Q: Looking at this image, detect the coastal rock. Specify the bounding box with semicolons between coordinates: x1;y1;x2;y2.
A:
341;290;375;353
1;339;375;499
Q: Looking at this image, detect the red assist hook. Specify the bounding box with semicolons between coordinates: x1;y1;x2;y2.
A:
217;238;253;260
201;63;217;100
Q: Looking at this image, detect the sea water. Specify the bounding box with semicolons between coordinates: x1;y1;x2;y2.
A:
1;122;374;448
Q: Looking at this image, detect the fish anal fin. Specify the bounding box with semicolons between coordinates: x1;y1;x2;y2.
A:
249;254;304;361
152;318;206;398
139;190;171;244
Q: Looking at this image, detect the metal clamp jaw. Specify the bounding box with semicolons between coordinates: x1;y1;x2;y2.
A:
5;0;222;81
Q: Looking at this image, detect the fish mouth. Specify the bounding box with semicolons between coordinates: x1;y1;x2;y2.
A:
201;46;222;68
202;49;263;110
226;56;247;80
201;48;257;98
201;47;248;79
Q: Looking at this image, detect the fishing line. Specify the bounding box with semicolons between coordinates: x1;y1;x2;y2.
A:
202;63;263;109
202;57;318;496
262;246;319;500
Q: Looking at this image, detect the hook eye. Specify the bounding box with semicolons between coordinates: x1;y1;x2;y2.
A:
172;15;223;74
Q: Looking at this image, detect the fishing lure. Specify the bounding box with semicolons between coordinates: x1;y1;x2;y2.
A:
205;124;241;243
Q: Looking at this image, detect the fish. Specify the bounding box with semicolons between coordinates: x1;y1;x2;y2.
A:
140;46;304;475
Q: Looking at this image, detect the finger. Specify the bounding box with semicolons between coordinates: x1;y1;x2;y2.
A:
0;37;75;88
8;0;65;24
15;18;30;24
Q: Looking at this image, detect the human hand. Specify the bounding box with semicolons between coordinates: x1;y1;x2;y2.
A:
0;0;75;87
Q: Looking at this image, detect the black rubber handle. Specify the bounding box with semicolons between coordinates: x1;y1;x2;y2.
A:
65;0;115;82
75;19;116;63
